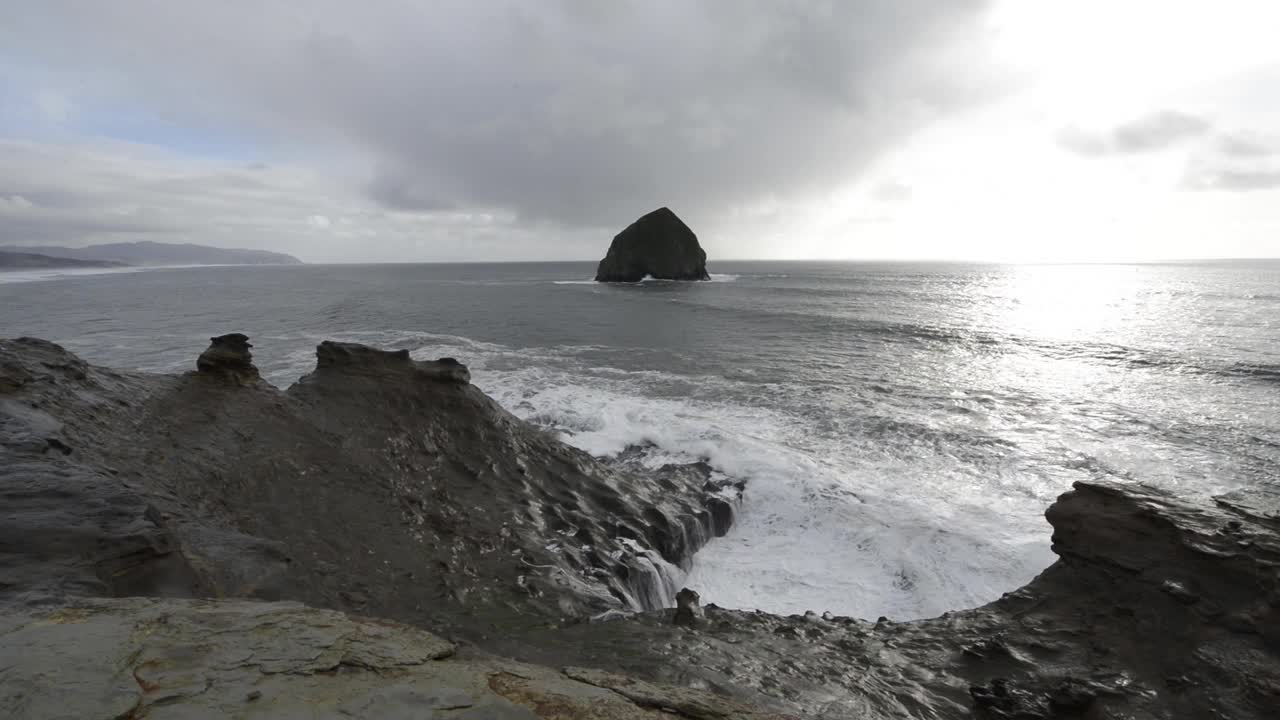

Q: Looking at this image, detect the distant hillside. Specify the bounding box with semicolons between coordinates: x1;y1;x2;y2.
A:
4;241;303;266
0;250;130;270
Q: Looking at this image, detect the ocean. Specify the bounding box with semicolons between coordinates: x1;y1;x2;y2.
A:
3;260;1278;619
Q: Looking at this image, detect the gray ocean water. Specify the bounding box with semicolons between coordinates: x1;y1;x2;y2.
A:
3;260;1278;618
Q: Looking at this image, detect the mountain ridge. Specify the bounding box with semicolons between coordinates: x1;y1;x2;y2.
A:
2;240;302;266
0;249;130;270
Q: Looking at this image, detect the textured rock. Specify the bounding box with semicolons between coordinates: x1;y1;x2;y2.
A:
512;480;1280;718
595;207;710;282
0;336;732;630
195;332;258;382
673;587;705;627
0;597;792;720
313;339;471;383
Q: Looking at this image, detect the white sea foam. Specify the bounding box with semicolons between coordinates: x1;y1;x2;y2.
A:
552;274;737;285
0;264;254;285
0;266;149;284
491;370;1051;619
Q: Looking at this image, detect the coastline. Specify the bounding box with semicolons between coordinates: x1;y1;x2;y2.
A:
2;334;1277;718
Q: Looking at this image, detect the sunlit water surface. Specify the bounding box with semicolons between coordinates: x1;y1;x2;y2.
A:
3;260;1277;618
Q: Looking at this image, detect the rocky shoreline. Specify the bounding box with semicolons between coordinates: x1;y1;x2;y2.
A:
2;335;1277;718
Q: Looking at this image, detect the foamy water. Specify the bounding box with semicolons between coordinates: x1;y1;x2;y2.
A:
0;266;149;284
354;332;1057;618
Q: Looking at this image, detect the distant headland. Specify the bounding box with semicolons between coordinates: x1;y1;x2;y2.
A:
0;241;302;269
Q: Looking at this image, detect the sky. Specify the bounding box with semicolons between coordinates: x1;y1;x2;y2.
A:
1;0;1278;263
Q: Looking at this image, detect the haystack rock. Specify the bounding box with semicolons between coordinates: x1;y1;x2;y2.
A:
594;207;710;282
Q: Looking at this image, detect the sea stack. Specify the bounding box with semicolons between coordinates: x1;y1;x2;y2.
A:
594;207;710;282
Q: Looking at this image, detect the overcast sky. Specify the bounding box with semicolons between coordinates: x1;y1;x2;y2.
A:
2;0;1278;262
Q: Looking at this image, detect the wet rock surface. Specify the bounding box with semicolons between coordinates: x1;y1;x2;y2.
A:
595;207;710;282
2;335;1278;718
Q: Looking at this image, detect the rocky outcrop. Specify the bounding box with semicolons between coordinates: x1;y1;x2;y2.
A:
2;335;1278;718
0;336;736;629
595;207;710;282
195;332;259;382
312;339;471;383
511;480;1280;718
673;587;704;627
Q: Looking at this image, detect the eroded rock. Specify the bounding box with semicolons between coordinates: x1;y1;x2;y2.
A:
195;332;258;382
674;587;705;627
312;340;471;383
1;337;728;631
1;598;795;720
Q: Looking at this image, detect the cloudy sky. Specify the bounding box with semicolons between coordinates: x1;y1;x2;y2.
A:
1;0;1277;262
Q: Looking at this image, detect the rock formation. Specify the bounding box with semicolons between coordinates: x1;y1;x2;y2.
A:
595;207;710;282
2;335;1278;718
196;332;259;382
673;587;705;627
0;335;736;627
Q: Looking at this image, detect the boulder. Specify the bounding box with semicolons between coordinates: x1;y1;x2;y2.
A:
595;207;710;282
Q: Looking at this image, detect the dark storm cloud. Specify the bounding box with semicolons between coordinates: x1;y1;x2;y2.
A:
1058;110;1211;156
1;0;1001;247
